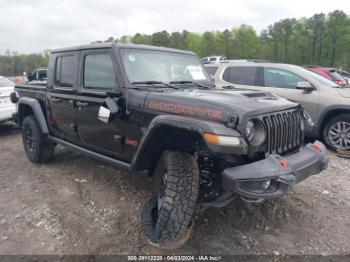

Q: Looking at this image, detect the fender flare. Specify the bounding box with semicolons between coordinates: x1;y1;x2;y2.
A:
131;114;245;171
315;105;350;137
18;97;49;134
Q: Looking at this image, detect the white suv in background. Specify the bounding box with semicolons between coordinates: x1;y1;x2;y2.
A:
0;76;16;123
201;56;226;64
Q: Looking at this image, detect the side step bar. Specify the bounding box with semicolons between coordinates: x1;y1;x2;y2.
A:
48;135;131;171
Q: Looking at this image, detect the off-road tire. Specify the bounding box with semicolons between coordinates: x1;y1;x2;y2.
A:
141;151;199;249
22;116;54;163
323;114;350;151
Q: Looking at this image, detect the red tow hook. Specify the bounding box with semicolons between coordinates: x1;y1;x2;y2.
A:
279;159;288;169
311;144;322;153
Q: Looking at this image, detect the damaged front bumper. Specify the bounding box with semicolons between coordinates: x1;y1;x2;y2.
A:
221;141;329;200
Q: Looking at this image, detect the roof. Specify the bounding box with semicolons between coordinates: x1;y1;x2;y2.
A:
205;61;303;69
51;42;196;55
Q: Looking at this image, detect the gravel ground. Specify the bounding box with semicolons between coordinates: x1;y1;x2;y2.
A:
0;122;349;257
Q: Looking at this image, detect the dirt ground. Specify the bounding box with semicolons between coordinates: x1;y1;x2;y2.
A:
0;122;349;257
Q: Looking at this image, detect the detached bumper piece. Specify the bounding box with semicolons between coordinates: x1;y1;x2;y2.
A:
221;141;329;199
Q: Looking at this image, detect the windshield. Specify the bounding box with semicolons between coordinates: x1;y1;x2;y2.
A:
205;66;219;76
119;48;212;85
0;78;14;88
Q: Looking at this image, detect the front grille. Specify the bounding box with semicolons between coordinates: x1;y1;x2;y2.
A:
260;109;303;155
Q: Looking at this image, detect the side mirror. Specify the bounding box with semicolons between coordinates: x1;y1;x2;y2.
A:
10;92;18;103
296;81;315;91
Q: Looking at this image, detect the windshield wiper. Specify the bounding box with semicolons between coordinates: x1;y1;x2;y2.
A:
131;81;179;89
169;80;211;89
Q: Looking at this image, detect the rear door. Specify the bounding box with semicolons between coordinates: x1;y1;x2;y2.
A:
47;52;79;142
75;49;125;159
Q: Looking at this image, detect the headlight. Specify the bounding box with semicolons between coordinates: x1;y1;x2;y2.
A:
245;119;266;146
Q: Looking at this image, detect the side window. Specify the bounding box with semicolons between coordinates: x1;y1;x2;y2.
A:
222;66;257;85
54;55;76;88
84;54;116;90
263;68;305;89
38;70;47;80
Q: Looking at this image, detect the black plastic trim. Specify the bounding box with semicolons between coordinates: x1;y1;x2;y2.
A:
18;97;49;134
48;135;131;171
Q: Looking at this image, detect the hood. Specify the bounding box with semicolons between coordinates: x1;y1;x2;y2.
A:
335;87;350;98
144;88;299;124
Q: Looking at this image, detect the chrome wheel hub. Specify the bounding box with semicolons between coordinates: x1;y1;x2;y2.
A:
328;121;350;150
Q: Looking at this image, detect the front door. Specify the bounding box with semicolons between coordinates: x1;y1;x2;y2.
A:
75;50;126;159
260;67;319;123
47;53;79;142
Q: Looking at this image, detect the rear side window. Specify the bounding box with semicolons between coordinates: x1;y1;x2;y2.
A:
84;54;116;90
55;55;76;88
222;66;257;85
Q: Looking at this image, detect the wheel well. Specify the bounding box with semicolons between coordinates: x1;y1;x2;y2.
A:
133;125;204;174
18;104;34;126
319;109;350;137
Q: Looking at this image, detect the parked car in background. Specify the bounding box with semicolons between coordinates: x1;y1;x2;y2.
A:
26;68;48;84
336;70;350;84
201;55;226;64
0;76;16;123
207;61;350;151
305;66;348;87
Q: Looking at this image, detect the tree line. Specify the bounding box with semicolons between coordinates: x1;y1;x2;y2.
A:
1;10;349;76
0;50;49;77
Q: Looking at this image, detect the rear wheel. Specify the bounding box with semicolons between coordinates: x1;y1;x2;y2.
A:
323;114;350;151
22;116;54;163
141;151;199;249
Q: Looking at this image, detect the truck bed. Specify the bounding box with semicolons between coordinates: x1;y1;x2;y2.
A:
15;84;47;103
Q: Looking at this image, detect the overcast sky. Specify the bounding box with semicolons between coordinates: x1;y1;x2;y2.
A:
1;0;349;54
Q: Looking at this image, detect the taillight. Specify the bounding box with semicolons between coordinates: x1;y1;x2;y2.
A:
335;80;346;86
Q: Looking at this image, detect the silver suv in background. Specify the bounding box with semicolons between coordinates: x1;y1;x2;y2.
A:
206;62;350;151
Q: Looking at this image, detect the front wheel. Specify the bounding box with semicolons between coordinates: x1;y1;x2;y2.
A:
323;114;350;151
141;151;199;249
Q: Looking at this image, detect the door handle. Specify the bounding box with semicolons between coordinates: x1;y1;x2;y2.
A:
51;98;62;103
76;101;89;107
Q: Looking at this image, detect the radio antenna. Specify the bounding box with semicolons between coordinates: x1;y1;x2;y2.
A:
124;18;129;112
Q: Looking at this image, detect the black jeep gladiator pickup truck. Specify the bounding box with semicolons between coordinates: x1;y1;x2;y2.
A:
12;43;329;248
